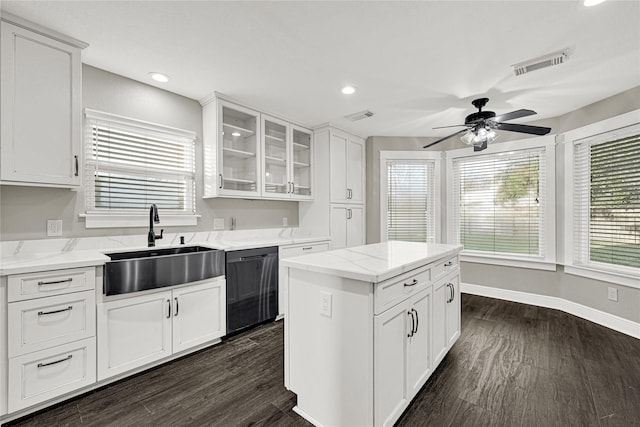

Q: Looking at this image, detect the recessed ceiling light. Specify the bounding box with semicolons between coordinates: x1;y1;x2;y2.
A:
584;0;606;6
231;131;241;137
149;72;170;83
341;86;356;95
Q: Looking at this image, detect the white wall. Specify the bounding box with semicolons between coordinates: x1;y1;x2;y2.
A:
0;65;299;240
366;85;640;324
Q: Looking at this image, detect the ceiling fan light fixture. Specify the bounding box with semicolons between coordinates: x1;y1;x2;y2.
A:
460;128;498;148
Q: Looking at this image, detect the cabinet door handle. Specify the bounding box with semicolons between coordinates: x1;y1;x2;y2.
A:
174;297;179;317
292;182;295;194
38;278;73;286
412;308;419;335
446;283;451;303
348;188;353;199
74;155;79;177
302;247;313;250
38;354;72;368
444;261;453;267
451;283;455;302
404;279;418;287
346;188;350;200
219;174;224;189
407;311;415;338
38;306;73;316
167;299;172;318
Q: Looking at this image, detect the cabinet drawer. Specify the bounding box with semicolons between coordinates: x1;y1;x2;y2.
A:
280;242;330;258
431;256;459;283
375;267;430;315
8;291;96;357
8;337;96;412
8;267;96;302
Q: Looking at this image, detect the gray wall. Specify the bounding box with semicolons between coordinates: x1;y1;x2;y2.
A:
0;65;298;240
366;85;640;323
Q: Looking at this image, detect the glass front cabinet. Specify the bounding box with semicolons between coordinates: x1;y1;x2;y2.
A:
261;115;313;201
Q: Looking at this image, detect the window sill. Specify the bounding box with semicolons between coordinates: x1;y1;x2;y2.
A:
461;252;557;271
80;213;200;229
564;265;640;290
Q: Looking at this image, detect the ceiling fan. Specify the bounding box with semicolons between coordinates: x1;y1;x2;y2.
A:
423;98;551;152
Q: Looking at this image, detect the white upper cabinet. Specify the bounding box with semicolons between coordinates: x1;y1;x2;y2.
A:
261;115;313;200
0;19;86;187
203;98;262;198
330;130;365;204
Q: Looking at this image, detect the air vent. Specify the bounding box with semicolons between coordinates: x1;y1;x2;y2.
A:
512;49;569;76
344;110;375;121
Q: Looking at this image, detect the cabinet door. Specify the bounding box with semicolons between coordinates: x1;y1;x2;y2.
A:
291;125;313;200
446;274;461;348
97;291;172;381
1;22;81;187
374;301;410;427
330;206;348;250
172;280;226;354
432;280;447;368
347;138;365;204
262;115;290;199
330;133;348;203
218;100;261;197
347;205;365;247
407;288;431;396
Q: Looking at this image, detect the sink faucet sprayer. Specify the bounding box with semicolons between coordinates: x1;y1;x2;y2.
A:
148;204;163;247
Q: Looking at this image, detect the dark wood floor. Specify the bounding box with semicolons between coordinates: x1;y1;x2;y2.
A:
6;294;640;427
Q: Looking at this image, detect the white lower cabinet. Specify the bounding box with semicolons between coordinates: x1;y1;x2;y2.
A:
330;205;364;249
446;274;461;347
374;287;431;427
97;279;225;381
432;272;461;368
8;337;96;412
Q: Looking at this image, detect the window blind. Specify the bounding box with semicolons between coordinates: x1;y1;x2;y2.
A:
573;126;640;270
85;111;196;214
386;160;435;242
452;148;545;257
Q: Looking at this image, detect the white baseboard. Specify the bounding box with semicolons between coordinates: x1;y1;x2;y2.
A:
461;283;640;340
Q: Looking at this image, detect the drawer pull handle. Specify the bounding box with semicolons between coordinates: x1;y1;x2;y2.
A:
302;247;313;250
38;306;73;316
38;278;73;286
404;279;418;287
444;261;453;267
37;354;72;368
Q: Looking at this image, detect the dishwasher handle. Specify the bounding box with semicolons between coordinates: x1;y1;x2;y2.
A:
239;254;269;261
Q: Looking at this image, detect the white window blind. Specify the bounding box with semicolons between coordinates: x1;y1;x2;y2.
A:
85;110;196;216
573;125;640;272
386;160;436;242
452;148;545;257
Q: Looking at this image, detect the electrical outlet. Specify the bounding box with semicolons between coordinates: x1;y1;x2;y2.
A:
320;291;332;317
47;219;62;237
213;218;225;230
282;217;288;227
607;287;618;302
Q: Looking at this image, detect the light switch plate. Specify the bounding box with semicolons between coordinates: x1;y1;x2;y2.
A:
607;287;618;302
47;219;62;237
213;218;225;230
320;291;332;317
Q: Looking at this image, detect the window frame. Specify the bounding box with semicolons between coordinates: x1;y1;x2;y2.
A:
82;109;199;228
445;135;557;271
563;109;640;288
379;151;442;243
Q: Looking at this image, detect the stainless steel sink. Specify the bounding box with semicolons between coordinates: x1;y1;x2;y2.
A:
104;246;225;296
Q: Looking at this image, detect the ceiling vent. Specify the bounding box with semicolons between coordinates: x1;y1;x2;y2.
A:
344;110;375;121
512;49;569;76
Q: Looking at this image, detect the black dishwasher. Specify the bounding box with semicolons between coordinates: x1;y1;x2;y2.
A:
225;246;278;335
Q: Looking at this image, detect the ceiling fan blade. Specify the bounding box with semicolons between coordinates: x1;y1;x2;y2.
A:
423;129;469;149
495;122;551;135
432;124;467;129
491;109;536;123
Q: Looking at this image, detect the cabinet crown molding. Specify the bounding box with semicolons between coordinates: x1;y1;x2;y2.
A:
1;12;88;49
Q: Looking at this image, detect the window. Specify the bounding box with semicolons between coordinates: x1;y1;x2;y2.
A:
447;136;556;269
83;109;197;228
565;110;640;286
380;151;441;243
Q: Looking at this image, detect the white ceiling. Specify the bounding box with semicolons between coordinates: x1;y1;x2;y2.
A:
3;1;639;138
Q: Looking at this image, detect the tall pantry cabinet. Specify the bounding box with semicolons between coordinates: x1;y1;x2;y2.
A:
299;126;366;250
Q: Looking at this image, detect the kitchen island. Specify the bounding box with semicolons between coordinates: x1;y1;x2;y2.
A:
282;241;463;427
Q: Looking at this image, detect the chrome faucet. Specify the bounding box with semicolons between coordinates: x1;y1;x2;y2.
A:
148;204;163;247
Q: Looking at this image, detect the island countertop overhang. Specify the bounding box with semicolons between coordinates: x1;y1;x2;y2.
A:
280;241;463;283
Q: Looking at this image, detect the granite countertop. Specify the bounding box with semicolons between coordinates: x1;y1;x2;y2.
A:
281;241;462;283
0;231;331;276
